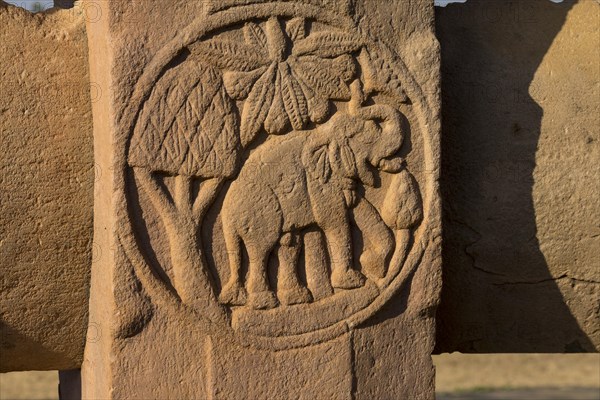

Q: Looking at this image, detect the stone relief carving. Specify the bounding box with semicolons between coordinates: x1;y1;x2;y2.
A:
219;82;411;309
121;2;434;347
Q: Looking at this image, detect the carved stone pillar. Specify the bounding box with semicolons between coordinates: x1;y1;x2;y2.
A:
82;0;441;398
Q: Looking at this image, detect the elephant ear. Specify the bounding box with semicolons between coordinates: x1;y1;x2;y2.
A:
302;142;333;184
330;139;357;178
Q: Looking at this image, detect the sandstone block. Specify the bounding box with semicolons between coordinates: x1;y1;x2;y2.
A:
436;0;599;353
82;0;441;397
0;1;93;371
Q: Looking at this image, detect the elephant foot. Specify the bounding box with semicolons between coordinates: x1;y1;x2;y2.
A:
360;250;387;278
279;286;313;306
219;281;247;306
248;291;279;310
331;268;366;290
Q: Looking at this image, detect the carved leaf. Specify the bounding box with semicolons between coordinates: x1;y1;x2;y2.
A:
290;56;351;100
279;63;308;130
266;17;286;61
293;31;363;58
195;39;269;72
223;67;266;99
332;54;357;82
264;73;289;135
338;141;357;177
381;169;423;230
244;22;268;54
286;18;306;41
240;62;277;146
300;54;356;83
128;61;240;178
313;146;332;184
291;68;330;123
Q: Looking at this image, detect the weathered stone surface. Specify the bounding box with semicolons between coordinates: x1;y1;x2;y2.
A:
436;0;599;353
0;2;93;371
82;0;441;397
1;0;597;376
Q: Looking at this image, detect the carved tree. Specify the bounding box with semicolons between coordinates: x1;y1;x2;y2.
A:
129;60;240;317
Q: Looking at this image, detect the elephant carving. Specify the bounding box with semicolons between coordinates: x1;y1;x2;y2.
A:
219;83;408;309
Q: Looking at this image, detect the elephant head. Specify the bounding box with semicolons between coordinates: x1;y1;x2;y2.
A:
302;81;407;189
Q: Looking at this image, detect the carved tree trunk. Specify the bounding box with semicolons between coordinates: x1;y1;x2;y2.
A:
135;168;227;323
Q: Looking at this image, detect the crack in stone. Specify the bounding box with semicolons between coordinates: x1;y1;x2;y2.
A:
444;209;508;277
494;274;600;286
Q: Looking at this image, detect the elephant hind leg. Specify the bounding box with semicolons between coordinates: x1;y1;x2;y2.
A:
277;233;313;306
246;243;278;310
219;225;247;306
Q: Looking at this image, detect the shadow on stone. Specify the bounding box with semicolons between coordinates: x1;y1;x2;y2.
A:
435;0;595;352
0;322;74;372
59;369;81;400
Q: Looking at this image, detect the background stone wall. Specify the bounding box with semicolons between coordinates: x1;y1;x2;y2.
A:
0;1;93;371
435;0;599;353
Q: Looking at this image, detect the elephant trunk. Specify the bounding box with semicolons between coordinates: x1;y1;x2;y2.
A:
349;81;405;168
349;81;403;129
378;156;405;173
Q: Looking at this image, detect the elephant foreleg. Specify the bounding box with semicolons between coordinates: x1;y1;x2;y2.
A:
352;197;395;279
325;224;366;290
277;233;313;305
310;184;366;290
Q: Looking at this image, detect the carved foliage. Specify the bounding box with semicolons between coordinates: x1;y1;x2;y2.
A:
360;48;409;103
381;168;423;230
129;60;240;178
199;17;362;145
206;0;351;15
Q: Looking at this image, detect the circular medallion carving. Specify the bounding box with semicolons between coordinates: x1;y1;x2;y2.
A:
119;2;436;350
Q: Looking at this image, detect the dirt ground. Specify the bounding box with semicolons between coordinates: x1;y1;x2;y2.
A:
0;371;57;400
434;354;600;393
1;354;599;399
438;388;600;400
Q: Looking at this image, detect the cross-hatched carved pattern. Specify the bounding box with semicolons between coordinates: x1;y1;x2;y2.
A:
129;61;240;178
